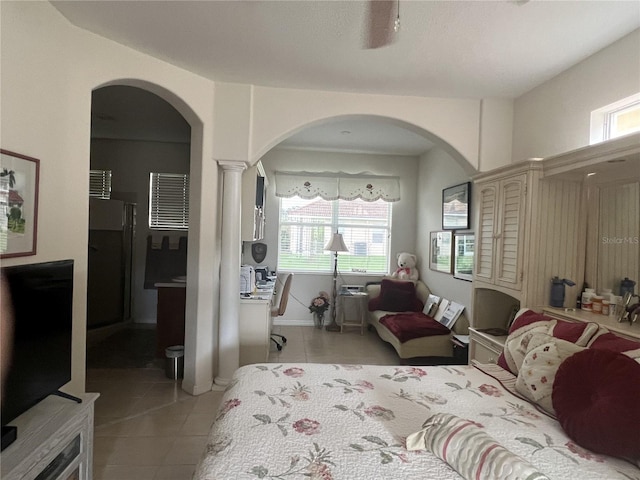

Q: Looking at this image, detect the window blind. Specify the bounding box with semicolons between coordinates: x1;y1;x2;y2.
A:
89;169;112;199
149;172;190;231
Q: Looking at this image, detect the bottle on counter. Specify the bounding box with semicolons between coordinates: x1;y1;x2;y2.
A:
581;288;595;312
592;295;603;314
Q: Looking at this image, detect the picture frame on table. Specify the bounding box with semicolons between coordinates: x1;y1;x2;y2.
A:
429;231;452;273
453;233;474;281
442;182;471;230
0;149;40;258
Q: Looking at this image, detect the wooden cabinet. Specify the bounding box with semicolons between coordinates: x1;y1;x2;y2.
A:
475;169;531;292
1;393;98;480
242;162;267;242
155;284;186;358
468;328;507;366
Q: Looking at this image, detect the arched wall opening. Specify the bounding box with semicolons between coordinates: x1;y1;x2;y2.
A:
250;114;477;177
85;78;216;396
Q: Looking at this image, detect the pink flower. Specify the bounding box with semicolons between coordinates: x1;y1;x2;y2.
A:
293;418;320;435
220;398;241;413
284;367;305;378
356;380;374;390
307;461;333;480
566;441;604;462
292;391;309;401
409;367;427;377
478;384;502;397
364;405;395;421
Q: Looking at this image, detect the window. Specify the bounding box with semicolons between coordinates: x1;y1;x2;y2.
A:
591;93;640;144
89;169;112;199
149;172;190;230
278;197;391;274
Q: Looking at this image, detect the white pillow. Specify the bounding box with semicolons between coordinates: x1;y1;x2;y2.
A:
503;322;552;374
515;337;584;416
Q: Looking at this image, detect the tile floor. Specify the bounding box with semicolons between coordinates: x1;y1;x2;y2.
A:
89;324;401;480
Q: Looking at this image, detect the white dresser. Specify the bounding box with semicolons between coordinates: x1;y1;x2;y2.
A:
239;285;276;365
1;393;98;480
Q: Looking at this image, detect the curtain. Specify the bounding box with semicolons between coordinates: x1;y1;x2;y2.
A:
274;172;400;202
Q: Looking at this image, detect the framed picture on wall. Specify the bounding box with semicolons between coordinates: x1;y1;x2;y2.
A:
1;149;40;258
429;231;452;273
453;233;474;281
442;182;471;230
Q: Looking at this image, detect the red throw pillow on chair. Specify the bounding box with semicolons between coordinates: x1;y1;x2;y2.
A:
368;279;423;312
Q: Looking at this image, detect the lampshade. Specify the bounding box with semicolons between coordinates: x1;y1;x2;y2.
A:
324;232;348;253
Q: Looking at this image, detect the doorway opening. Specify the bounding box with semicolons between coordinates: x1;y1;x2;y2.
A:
86;85;191;370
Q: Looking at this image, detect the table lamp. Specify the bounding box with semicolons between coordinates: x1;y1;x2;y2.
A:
324;232;348;332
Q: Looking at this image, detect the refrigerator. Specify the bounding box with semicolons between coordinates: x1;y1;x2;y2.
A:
87;198;136;329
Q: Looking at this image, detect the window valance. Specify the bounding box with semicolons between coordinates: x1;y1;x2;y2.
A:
274;172;400;202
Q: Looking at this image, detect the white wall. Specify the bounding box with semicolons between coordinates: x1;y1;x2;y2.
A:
1;1;218;395
513;28;640;161
90;138;191;324
416;148;474;324
255;148;419;325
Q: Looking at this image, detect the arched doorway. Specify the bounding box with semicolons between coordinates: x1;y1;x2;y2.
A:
86;85;191;373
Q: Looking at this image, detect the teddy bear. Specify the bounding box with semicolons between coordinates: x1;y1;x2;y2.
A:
390;252;419;282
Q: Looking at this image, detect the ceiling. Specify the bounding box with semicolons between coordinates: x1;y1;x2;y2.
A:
73;0;640;155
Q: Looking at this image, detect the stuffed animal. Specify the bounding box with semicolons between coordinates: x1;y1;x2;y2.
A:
390;252;419;282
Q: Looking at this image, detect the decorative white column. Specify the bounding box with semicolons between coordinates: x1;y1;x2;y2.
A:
214;160;246;387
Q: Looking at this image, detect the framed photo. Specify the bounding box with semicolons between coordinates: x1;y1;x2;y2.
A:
422;294;441;317
439;301;465;329
429;231;452;273
442;182;471;230
433;298;450;322
453;233;474;281
1;149;40;258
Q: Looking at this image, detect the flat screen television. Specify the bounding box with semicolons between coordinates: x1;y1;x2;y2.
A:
1;259;74;448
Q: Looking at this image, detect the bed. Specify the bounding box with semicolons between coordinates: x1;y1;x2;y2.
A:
194;361;640;479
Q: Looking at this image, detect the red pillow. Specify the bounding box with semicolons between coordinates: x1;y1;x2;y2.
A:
552;348;640;460
368;279;423;312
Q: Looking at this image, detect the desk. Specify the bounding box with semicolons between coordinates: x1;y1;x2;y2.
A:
339;291;368;334
239;285;276;365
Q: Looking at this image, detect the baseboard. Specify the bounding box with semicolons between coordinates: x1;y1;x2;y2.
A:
273;319;314;327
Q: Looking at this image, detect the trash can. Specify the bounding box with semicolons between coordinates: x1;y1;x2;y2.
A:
165;345;184;380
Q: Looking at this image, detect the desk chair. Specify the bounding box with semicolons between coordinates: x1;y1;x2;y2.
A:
270;273;293;351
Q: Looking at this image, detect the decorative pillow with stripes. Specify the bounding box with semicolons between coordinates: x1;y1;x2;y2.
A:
406;413;550;480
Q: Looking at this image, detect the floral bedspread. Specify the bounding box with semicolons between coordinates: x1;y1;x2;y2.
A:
194;363;639;480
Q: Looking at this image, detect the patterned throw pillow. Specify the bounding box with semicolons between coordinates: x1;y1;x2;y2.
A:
515;337;584;416
406;413;550;480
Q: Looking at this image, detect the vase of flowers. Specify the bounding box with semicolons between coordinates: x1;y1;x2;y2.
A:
309;291;330;329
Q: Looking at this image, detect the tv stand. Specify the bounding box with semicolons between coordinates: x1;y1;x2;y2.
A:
0;393;98;480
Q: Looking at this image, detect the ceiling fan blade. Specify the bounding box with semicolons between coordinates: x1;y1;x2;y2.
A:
365;0;395;49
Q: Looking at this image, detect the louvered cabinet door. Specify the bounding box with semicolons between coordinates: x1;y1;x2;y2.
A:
495;173;527;290
474;183;499;283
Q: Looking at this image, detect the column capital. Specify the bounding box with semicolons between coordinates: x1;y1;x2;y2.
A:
217;160;247;172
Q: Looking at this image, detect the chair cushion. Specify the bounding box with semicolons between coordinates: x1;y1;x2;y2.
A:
368;279;423;312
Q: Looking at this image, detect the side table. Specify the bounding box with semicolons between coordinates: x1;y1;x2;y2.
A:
339;291;368;334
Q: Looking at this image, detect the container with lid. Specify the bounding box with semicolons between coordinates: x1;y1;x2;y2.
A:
582;288;595;312
592;295;603;314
